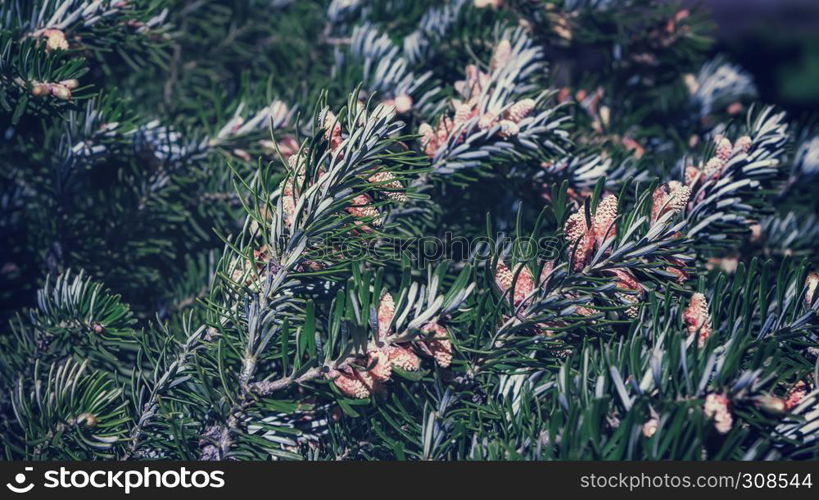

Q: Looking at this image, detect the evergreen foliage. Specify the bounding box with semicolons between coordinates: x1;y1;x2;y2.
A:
1;0;818;460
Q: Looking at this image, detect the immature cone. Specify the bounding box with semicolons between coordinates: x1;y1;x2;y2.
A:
618;293;641;319
345;193;382;229
683;73;699;95
42;29;68;51
505;99;535;123
784;381;808;411
367;347;392;382
642;417;658;438
683;293;712;347
664;256;689;284
714;135;733;162
421;322;452;368
497;119;520;138
388;344;421;371
419;122;438;158
49;84;72;101
281;192;297;229
31;82;50;97
702;156;725;179
703;393;732;434
474;0;503;9
563;212;586;243
267;97;286;112
76;412;97;427
473;65;490;92
563;212;594;272
327;369;373;399
393;94;413;114
268;135;300;158
607;268;642;292
684;165;703;186
621;136;645;159
563;194;618;271
495;261;535;306
651;181;691;224
418;121;434;139
439;115;460;143
247;246;272;282
490;39;512;71
281;154;307;228
806;272;819;306
733;135;752;154
454;102;476;125
592;194;618;245
478;112;497;130
666;266;688;284
607;268;643;318
60;79;79;90
460;65;489;97
570;295;596;318
377;291;395;336
368;171;407;202
322;109;342;152
539;260;554;284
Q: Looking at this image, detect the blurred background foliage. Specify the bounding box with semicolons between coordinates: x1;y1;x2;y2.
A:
706;0;819;114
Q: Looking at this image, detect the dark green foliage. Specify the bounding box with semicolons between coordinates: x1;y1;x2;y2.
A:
1;0;818;461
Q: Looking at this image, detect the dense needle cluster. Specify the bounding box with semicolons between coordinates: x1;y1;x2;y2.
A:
1;0;818;461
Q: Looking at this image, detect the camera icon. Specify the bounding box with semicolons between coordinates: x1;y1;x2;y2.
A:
6;467;34;494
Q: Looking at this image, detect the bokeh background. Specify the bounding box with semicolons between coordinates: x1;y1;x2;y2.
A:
705;0;819;114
